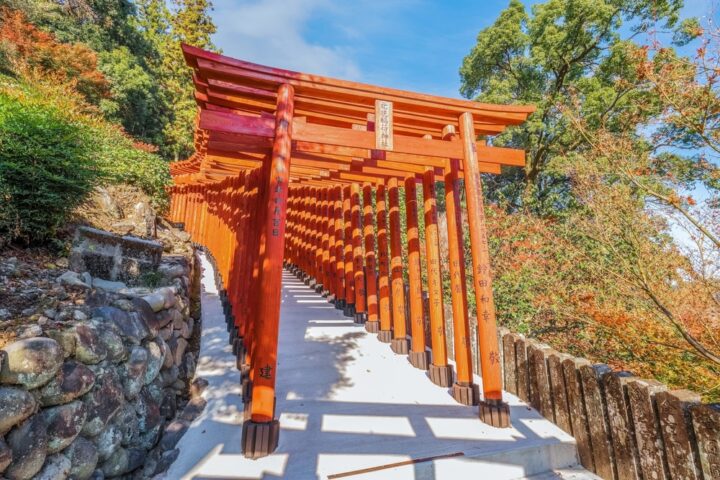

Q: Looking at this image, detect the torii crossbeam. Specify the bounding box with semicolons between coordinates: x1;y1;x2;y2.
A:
168;44;535;459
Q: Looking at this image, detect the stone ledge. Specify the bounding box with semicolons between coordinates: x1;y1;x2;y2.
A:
69;226;163;285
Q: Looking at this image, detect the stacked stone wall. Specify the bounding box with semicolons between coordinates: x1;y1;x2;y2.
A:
0;252;202;479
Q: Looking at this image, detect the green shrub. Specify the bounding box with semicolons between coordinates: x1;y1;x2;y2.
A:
0;91;99;243
90;124;171;211
0;77;171;244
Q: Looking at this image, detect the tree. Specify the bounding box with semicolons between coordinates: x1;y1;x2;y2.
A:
134;0;171;67
98;46;166;144
170;0;216;48
159;0;217;160
459;0;686;213
2;0;174;147
2;0;154;58
557;29;720;369
459;0;720;399
2;0;215;159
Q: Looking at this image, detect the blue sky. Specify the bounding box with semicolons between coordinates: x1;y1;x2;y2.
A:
209;0;715;99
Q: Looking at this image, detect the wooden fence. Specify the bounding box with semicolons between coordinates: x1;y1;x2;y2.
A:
498;329;720;480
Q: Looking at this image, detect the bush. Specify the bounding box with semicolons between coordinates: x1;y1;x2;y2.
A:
0;91;99;243
93;128;171;211
0;77;171;244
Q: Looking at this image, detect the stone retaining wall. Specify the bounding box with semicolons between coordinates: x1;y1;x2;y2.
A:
499;329;720;480
69;226;164;286
0;253;202;479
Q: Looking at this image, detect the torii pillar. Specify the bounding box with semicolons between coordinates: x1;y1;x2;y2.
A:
459;112;510;428
242;83;295;457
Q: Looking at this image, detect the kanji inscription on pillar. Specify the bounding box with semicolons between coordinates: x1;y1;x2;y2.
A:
259;364;273;379
375;100;393;151
272;177;284;237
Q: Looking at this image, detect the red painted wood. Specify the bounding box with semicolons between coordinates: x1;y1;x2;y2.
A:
362;184;378;322
334;185;346;303
249;84;295;422
423;169;448;367
376;183;392;332
404;175;427;354
351;183;366;314
459;112;503;402
388;178;407;340
343;185;355;305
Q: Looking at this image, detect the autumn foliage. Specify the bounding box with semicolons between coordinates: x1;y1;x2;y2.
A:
483;201;719;400
0;8;109;105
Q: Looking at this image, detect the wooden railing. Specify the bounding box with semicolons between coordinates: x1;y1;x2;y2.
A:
498;329;720;480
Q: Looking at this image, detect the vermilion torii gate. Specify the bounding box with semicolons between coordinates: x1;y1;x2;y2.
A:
167;44;534;458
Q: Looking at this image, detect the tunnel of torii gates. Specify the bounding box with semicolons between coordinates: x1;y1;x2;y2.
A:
167;44;535;458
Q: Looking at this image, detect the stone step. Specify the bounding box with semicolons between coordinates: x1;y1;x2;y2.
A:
525;467;602;479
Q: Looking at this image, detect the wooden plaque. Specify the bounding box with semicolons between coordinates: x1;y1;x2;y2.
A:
375;100;393;151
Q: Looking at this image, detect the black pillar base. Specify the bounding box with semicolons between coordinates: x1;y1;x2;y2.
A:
236;352;246;371
364;321;380;333
408;350;430;370
390;337;410;355
238;354;251;403
225;312;235;329
223;301;232;326
335;299;346;310
428;364;454;387
353;312;367;324
219;290;227;315
242;420;280;459
314;284;324;294
378;329;393;343
343;303;355;317
241;374;252;403
451;382;479;406
479;399;511;428
326;294;335;303
232;337;244;357
229;326;238;345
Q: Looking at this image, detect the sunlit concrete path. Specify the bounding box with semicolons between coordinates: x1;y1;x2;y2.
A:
162;253;597;480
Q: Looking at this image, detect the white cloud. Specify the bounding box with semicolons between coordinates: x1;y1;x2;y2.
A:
210;0;361;79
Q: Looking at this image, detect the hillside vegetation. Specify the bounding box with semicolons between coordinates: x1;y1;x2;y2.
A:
461;0;720;400
0;0;216;244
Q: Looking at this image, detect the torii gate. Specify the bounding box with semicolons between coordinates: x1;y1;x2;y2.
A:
168;44;534;459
